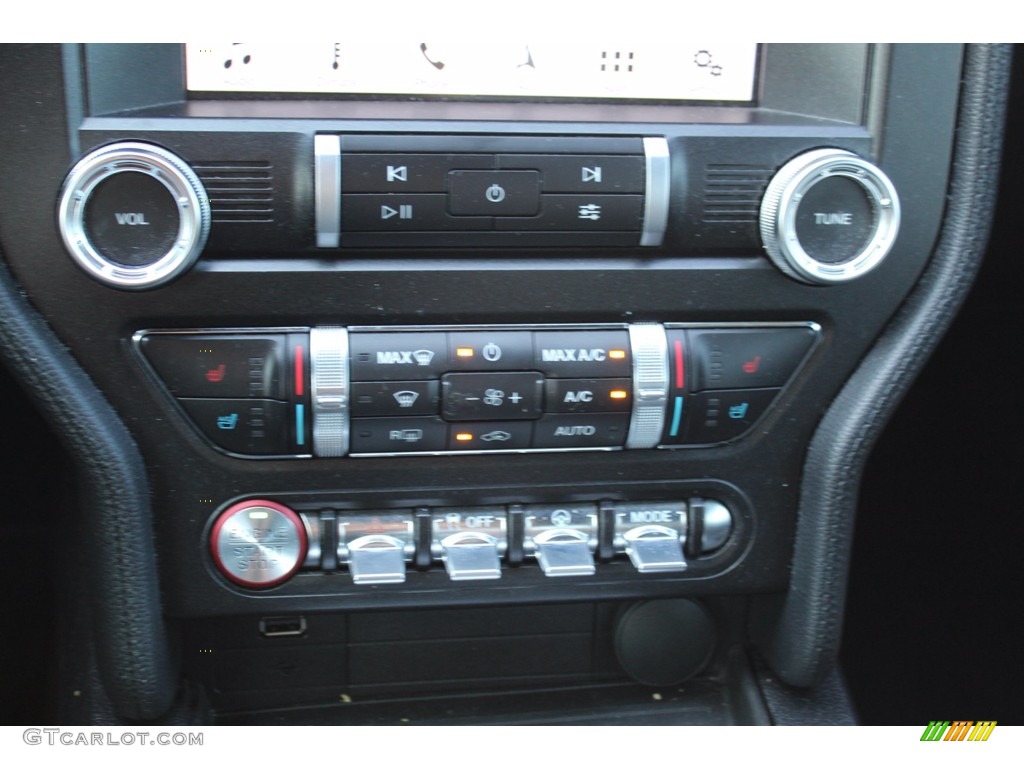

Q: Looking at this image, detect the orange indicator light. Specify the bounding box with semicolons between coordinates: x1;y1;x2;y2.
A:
455;432;474;442
609;390;628;400
609;349;627;359
456;347;475;358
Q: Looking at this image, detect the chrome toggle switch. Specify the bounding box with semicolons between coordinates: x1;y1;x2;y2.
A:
338;512;415;584
613;501;688;573
431;507;507;580
523;503;598;577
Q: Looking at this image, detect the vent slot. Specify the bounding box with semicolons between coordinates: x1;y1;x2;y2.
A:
702;165;773;224
194;161;274;223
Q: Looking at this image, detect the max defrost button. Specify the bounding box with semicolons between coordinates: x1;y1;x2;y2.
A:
349;333;448;381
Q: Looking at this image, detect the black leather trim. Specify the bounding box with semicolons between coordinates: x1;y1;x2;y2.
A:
753;44;1014;687
0;254;176;721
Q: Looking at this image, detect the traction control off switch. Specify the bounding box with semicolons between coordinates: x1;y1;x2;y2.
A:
210;500;308;588
431;507;507;580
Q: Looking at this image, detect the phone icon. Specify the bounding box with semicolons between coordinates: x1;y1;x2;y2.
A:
419;43;445;71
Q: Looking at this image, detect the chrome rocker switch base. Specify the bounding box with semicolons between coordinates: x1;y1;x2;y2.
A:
613;501;688;574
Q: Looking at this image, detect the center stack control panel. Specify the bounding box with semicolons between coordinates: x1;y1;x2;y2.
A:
135;322;819;459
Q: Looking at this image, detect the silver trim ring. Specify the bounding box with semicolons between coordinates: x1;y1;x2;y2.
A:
57;141;210;289
640;137;670;247
626;323;669;449
310;326;350;457
760;149;900;284
314;134;341;248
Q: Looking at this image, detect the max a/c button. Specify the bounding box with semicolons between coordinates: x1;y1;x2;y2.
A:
532;414;629;448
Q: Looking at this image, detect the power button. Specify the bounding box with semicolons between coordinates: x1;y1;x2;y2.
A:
448;170;540;216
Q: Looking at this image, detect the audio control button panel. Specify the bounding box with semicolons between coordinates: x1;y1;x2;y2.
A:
318;135;668;249
135;323;819;459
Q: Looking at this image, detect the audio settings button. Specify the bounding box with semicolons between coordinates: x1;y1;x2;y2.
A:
532;414;630;449
178;398;290;455
349;417;447;454
495;194;643;231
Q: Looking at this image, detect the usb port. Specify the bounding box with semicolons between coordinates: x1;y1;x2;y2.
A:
259;616;307;638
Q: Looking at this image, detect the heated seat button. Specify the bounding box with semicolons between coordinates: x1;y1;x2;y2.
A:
497;154;645;193
350;380;440;417
349;417;447;453
544;378;632;413
532;413;629;448
442;372;543;421
179;398;290;455
342;154;492;193
349;332;448;381
140;333;287;399
687;327;817;391
681;388;780;445
533;330;631;377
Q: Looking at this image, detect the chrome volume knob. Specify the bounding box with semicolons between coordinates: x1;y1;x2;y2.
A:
760;149;900;284
57;141;210;289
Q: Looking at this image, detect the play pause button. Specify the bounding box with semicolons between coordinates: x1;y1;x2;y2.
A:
380;204;413;220
341;194;489;231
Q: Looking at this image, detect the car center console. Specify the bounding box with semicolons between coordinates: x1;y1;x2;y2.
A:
0;43;1006;723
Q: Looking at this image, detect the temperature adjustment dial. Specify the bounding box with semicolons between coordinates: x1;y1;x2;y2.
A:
760;149;900;284
58;141;210;289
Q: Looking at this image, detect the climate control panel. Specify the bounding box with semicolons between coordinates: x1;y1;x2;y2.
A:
135;322;819;458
